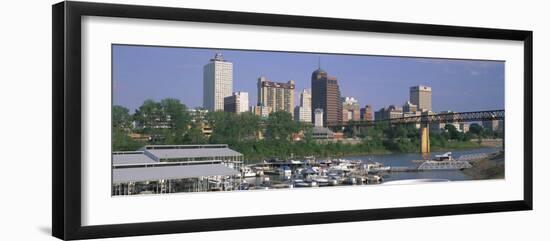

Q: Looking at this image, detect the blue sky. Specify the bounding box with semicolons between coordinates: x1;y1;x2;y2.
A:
113;45;504;113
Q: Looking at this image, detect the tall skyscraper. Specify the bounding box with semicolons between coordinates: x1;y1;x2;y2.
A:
311;67;342;126
257;76;295;116
223;91;249;113
203;53;233;111
342;97;360;123
409;85;432;112
294;89;312;123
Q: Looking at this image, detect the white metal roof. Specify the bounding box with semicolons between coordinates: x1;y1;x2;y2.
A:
112;164;239;184
112;152;157;166
145;148;242;160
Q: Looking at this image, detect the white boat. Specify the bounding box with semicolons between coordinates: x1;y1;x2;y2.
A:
366;162;391;172
418;160;472;170
435;152;453;161
252;166;264;176
294;182;310;188
312;177;328;183
289;160;303;165
366;175;382;183
293;179;317;187
418;152;473;170
355;176;366;184
306;176;329;186
331;162;355;172
343;177;357;185
301;167;318;176
278;166;292;176
240;166;257;178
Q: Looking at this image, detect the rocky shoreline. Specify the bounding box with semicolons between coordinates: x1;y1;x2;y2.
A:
462;151;504;179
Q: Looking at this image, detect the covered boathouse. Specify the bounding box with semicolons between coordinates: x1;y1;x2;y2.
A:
112;144;243;195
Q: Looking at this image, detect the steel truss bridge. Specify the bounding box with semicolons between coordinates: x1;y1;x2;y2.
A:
325;109;504;154
325;109;505;128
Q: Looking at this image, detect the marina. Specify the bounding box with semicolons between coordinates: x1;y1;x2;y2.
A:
233;147;501;191
112;145;501;195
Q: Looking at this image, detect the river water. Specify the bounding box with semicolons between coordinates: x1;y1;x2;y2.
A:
326;147;502;182
245;147;502;185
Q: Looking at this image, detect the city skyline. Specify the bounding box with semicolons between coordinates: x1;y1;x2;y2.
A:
113;45;505;113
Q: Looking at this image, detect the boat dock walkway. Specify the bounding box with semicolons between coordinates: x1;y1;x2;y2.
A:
389;166;420;172
412;152;491;163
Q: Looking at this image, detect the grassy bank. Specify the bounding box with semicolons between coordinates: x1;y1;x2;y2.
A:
431;141;484;152
233;139;487;164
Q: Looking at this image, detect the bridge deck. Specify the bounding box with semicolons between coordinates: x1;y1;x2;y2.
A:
325;109;504;127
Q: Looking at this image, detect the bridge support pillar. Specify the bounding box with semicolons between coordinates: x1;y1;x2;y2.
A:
420;124;430;154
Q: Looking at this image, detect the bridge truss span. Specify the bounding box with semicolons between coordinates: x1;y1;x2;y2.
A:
326;109;504;128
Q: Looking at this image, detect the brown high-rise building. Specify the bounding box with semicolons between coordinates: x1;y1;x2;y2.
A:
311;67;342;126
257;76;295;117
360;105;373;121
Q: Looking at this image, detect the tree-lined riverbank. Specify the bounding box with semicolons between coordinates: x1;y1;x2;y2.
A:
112;99;504;162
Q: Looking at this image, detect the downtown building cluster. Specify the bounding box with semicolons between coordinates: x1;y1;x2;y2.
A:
202;53;374;127
201;53;497;135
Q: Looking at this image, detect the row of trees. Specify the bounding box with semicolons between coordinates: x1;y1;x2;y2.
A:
112;98;302;152
113;98;502;161
359;122;502;153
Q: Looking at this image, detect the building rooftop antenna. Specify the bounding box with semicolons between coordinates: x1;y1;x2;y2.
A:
318;56;321;69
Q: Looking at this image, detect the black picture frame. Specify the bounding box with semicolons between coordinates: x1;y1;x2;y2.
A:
52;1;533;240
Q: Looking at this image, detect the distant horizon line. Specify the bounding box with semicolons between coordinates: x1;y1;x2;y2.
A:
112;97;503;115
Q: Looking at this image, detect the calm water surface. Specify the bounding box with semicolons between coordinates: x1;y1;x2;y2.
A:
326;147;501;181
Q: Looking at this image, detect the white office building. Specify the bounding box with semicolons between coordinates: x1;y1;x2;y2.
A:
314;108;324;127
300;89;312;108
203;53;233;111
295;89;312;123
235;91;249;113
294;106;312;123
224;91;249;113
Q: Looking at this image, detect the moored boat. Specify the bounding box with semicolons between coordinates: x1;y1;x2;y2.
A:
240;166;257;178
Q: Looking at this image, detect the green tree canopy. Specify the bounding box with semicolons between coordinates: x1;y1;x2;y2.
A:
112;105;143;151
112;105;132;130
266;111;299;141
206;111;261;143
469;123;483;135
132;98;191;144
160;98;190;130
133;99;163;133
444;124;460;140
